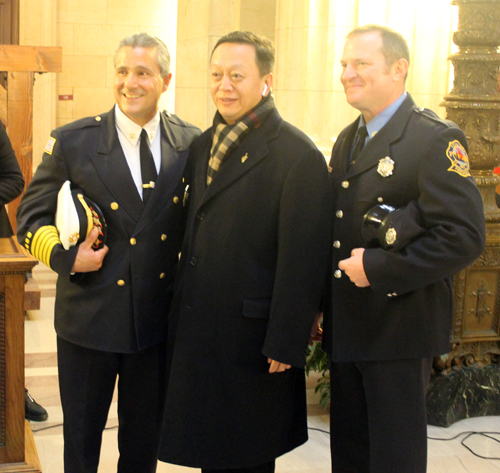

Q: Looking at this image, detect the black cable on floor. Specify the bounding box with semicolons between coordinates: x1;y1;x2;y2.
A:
308;426;330;435
428;431;500;460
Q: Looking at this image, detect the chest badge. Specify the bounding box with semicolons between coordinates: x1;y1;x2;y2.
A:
241;153;249;163
377;157;395;177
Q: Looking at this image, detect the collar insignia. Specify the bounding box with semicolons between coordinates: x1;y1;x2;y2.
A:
377;157;395;177
241;153;249;163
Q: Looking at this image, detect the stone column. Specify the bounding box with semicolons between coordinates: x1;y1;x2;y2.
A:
427;0;500;427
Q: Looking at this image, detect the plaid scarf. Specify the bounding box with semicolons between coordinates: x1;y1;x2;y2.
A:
207;94;275;185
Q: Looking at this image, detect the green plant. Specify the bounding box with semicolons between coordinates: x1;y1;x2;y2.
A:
305;341;331;410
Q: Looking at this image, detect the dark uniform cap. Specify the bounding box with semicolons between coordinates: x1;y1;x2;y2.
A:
55;180;107;250
362;201;425;251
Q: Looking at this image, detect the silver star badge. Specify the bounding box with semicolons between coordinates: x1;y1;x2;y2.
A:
377;157;395;177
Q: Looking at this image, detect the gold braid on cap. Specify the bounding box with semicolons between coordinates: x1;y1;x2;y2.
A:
77;193;94;239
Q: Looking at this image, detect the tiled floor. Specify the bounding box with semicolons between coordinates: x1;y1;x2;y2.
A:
25;263;500;472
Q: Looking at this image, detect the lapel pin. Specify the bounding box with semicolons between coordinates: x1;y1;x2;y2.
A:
241;153;249;163
377;157;395;177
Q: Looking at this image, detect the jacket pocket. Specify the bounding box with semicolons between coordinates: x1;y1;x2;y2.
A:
242;298;271;319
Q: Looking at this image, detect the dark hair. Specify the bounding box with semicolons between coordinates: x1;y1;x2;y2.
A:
347;24;410;70
211;31;275;76
115;32;171;78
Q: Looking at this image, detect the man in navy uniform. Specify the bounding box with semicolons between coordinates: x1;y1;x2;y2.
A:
323;25;485;473
17;33;200;473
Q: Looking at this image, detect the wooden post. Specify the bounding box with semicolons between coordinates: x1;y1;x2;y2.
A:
0;45;62;235
0;238;38;471
0;45;61;472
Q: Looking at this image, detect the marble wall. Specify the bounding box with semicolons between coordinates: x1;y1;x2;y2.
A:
20;0;457;168
20;0;178;168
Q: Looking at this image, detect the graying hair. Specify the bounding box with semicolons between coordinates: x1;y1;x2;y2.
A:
114;32;171;77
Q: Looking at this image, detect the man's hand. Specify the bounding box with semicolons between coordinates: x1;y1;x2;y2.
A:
268;358;291;373
338;248;370;287
71;227;109;273
309;311;323;345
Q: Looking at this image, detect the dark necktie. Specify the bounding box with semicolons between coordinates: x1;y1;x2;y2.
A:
140;128;157;204
350;125;368;164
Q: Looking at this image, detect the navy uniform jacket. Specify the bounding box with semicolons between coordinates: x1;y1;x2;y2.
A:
323;94;485;362
159;108;333;468
17;109;201;353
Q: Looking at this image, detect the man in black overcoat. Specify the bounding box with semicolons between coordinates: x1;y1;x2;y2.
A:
17;33;200;473
322;25;486;473
158;31;333;473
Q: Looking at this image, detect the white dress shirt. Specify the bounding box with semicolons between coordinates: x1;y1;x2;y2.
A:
114;105;162;199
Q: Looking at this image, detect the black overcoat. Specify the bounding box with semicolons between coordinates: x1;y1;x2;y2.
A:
0;124;24;237
159;108;333;469
17;108;200;352
323;94;486;362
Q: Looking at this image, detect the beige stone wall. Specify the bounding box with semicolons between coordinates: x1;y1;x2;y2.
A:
274;0;456;156
21;0;458;167
175;0;277;131
177;0;456;156
20;0;178;169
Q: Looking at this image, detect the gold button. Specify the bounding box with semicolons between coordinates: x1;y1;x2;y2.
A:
161;234;167;241
333;240;341;248
111;202;119;210
95;116;101;121
160;273;166;279
117;280;125;286
173;196;179;204
130;238;136;245
378;197;384;203
336;210;343;218
334;270;342;278
341;181;349;189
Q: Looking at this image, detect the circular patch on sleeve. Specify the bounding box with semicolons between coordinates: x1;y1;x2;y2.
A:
446;140;471;177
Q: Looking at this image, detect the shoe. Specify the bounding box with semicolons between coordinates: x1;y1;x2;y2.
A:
25;388;48;422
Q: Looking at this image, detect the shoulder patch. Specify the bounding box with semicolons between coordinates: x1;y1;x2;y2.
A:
44;137;56;155
446;140;470;177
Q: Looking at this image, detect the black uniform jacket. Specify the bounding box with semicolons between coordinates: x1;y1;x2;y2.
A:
323;94;486;362
17;109;200;353
159;108;333;469
0;125;24;237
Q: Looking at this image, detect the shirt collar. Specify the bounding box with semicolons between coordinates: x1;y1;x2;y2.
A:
360;92;407;140
114;104;161;146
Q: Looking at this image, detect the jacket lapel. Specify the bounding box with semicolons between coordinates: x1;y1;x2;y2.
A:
196;110;281;210
346;95;416;178
91;109;144;221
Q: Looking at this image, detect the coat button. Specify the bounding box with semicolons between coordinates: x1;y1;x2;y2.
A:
173;196;179;204
117;280;125;286
336;210;343;218
378;197;384;203
111;202;119;210
333;240;341;248
197;212;204;220
190;257;198;266
334;270;342;278
159;273;166;279
161;234;167;241
341;181;349;189
130;238;136;245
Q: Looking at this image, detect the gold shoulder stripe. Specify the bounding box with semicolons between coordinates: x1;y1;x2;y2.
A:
30;226;60;269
